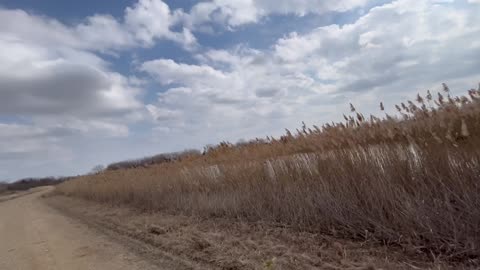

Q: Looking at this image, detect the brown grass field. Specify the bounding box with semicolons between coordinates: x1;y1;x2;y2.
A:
56;84;480;265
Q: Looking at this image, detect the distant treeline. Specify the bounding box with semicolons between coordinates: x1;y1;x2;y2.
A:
2;176;73;192
106;149;202;171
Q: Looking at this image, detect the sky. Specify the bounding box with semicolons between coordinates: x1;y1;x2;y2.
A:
0;0;479;181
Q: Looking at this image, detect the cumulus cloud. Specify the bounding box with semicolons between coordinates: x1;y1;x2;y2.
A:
141;47;320;146
0;26;143;129
254;0;371;15
273;0;480;95
0;0;205;180
141;59;228;86
124;0;197;48
0;49;140;117
143;0;480;147
0;1;196;52
0;0;197;168
0;3;165;177
0;0;201;122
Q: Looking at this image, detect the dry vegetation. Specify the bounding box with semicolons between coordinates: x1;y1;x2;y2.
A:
105;150;201;171
7;177;69;191
0;183;7;194
57;84;480;265
0;177;68;196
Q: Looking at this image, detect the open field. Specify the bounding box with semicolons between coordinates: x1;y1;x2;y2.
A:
56;85;480;267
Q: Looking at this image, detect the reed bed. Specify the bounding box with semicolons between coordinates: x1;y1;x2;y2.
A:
57;84;480;262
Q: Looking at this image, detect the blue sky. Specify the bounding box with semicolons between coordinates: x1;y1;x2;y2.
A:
0;0;479;181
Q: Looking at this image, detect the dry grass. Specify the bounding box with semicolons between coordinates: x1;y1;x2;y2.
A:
0;183;7;194
57;84;480;265
48;195;457;269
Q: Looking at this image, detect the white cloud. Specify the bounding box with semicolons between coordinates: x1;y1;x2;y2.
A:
0;42;141;117
0;0;200;129
0;0;205;116
125;0;174;43
0;1;196;53
0;9;131;52
142;0;480;148
141;59;228;86
75;14;136;51
272;0;480;95
141;48;321;146
0;4;161;178
0;0;210;180
125;0;197;48
254;0;371;16
183;0;371;29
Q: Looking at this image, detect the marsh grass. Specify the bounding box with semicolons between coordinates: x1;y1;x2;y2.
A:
57;84;480;262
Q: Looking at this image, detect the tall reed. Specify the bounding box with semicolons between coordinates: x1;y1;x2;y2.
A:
57;84;480;261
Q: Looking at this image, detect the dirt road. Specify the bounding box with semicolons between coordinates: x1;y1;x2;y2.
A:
0;187;159;270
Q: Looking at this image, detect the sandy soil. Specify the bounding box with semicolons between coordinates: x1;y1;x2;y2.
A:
0;187;180;270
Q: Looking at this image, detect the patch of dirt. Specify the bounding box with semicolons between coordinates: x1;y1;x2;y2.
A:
45;195;466;270
0;188;41;203
0;187;160;270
